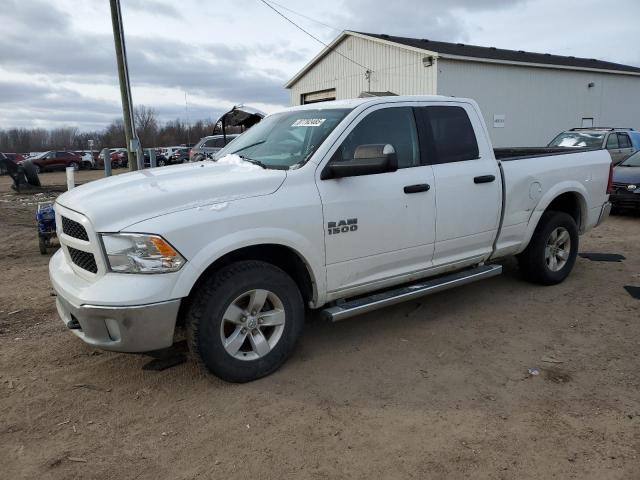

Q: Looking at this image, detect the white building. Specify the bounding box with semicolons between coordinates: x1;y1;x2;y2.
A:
285;31;640;147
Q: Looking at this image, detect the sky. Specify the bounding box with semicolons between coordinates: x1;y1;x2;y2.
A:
1;0;639;131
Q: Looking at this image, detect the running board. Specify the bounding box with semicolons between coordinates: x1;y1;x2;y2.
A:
322;264;502;322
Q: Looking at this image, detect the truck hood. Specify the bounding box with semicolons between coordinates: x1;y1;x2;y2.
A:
56;157;286;231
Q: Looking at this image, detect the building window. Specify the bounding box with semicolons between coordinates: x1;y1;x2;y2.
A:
301;89;336;104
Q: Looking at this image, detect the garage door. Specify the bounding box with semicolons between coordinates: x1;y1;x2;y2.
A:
302;89;336;104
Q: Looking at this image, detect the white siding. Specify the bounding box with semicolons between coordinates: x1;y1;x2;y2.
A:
289;35;437;105
437;59;640;147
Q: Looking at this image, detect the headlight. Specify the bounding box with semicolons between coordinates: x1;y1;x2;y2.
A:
101;233;185;273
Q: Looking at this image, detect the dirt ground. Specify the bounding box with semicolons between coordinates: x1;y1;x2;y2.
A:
1;169;639;479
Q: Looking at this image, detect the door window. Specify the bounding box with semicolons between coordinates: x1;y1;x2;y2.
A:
606;134;619;149
617;133;632;149
335;107;419;169
414;106;479;164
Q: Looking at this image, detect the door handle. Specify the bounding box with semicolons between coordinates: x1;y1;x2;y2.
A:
474;175;496;184
404;183;430;194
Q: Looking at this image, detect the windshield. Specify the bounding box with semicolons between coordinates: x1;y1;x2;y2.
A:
215;108;350;168
548;131;605;148
620;151;640;167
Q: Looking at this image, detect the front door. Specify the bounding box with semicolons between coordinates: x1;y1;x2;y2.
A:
316;105;436;295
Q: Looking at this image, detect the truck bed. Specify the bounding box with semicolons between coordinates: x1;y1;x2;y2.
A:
494;146;597;161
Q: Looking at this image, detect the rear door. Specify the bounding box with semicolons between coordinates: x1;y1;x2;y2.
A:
606;133;623;164
317;104;436;295
414;103;501;267
617;133;634;162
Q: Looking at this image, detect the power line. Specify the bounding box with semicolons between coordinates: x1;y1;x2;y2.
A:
265;0;343;32
258;0;370;72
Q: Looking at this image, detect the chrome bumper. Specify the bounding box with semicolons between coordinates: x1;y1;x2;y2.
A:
55;292;181;352
596;201;612;227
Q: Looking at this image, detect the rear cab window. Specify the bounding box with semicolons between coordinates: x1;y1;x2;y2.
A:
414;105;479;164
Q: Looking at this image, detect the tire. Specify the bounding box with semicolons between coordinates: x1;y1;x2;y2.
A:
517;211;579;285
186;261;304;383
32;163;41;175
68;162;79;171
158;159;166;167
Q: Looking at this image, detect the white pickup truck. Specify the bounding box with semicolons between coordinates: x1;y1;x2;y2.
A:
50;96;613;382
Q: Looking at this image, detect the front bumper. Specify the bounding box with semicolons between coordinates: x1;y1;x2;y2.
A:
596;201;612;226
50;248;183;353
610;192;640;209
55;291;181;352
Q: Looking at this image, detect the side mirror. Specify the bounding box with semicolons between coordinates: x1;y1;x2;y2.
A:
321;144;398;180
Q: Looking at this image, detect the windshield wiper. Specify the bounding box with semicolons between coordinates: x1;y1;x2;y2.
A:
231;140;266;154
238;155;268;169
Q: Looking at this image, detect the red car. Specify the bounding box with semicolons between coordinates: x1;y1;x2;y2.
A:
3;153;25;164
24;151;83;174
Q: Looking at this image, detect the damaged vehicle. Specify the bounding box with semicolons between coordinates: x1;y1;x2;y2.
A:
50;96;612;382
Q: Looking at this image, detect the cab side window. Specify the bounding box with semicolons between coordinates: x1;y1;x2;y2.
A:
606;134;619;149
336;107;419;169
415;106;479;164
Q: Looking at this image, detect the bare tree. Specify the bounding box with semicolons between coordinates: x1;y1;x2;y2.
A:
134;105;159;147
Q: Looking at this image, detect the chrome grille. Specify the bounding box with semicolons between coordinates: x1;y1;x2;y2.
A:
61;216;89;241
67;246;98;273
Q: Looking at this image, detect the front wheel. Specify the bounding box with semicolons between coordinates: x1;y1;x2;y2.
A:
186;261;304;382
518;211;579;285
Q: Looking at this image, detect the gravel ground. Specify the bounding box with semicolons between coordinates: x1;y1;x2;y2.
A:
1;169;639;479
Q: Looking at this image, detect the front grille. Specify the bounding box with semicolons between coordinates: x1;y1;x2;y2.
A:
61;216;89;241
67;246;98;273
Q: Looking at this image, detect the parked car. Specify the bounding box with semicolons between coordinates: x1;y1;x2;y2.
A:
3;153;25;164
160;146;185;161
23;150;83;173
110;148;127;168
548;127;640;165
50;95;612;383
610;150;640;211
73;151;96;169
142;149;169;167
168;147;190;164
190;134;239;161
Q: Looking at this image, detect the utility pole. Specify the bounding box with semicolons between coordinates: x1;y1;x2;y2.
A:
109;0;141;171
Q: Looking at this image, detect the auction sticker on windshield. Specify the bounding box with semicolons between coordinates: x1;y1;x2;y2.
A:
292;118;326;127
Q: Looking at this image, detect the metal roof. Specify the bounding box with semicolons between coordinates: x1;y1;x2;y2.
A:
359;32;640;74
285;31;640;88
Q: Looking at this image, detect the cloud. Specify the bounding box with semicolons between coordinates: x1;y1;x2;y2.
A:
123;0;184;19
333;0;530;42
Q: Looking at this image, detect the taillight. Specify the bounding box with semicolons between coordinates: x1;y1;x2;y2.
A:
606;162;614;195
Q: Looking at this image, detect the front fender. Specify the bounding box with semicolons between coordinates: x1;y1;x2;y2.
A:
170;228;326;307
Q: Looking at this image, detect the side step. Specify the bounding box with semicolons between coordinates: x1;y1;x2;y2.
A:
322;264;502;322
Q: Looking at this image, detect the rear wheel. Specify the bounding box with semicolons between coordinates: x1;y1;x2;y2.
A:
158;158;166;166
68;162;79;171
518;211;579;285
186;261;304;382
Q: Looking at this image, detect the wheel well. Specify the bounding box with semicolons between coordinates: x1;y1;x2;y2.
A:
546;192;583;229
177;245;315;327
